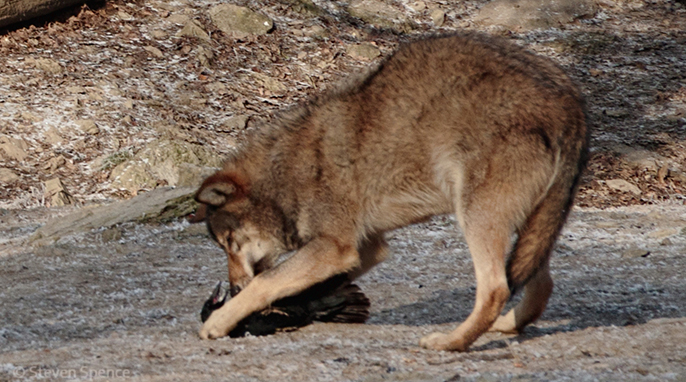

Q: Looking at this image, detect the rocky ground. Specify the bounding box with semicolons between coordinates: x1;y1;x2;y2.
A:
1;0;686;381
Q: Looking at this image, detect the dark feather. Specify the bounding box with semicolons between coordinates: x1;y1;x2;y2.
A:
200;274;370;337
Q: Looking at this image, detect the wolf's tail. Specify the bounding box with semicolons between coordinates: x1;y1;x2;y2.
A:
506;145;588;294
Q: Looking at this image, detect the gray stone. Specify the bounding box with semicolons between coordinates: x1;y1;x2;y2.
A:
622;248;650;259
209;4;273;38
605;108;629;118
304;25;327;38
606;179;641;195
251;72;286;93
44;177;75;207
45;155;67;172
109;139;223;193
75;119;100;135
410;2;426;12
196;46;214;67
117;10;134;21
176;20;211;42
0;168;20;183
177;163;217;187
0;135;28;161
101;227;122;243
430;9;445;27
44;127;64;145
26;57;64;74
143;45;164;58
346;43;381;61
474;0;598;31
347;0;415;31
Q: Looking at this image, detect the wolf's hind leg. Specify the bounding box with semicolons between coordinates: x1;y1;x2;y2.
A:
489;261;553;333
419;204;514;351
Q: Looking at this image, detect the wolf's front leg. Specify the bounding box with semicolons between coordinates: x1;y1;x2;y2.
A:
199;235;360;339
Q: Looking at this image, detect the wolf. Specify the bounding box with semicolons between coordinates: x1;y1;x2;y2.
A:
194;32;589;351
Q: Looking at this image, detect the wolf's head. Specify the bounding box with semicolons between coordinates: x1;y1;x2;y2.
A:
195;170;289;296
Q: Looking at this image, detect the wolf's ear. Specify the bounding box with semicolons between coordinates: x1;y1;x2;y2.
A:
195;172;246;207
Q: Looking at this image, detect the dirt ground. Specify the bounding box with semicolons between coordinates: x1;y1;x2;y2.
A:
1;205;686;381
1;0;686;381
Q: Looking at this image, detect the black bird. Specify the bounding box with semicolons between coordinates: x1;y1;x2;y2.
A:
200;274;370;337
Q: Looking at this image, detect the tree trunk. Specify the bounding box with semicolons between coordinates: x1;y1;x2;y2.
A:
0;0;87;28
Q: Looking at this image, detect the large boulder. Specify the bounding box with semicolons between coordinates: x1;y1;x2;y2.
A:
474;0;598;31
209;4;273;38
109;139;223;193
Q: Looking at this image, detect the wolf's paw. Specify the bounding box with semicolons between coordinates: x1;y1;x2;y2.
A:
199;318;230;340
419;332;467;352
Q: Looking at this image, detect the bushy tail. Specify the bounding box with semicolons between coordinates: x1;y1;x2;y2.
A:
506;153;587;294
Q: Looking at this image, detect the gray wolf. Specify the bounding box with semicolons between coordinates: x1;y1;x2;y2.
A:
194;32;589;351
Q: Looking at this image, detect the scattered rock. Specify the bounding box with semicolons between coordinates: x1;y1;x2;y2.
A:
26;57;64;74
410;2;426;12
430;9;445;27
75;119;100;135
151;29;167;39
101;226;122;242
222;115;249;131
205;82;228;95
657;166;668;184
110;160;158;191
622;248;650;259
177;163;217;187
176;20;211;42
21;111;41;122
209;4;273;38
251;72;286;93
287;0;324;16
117;10;134;21
606;179;641;195
474;0;598;31
347;0;415;31
0;135;29;161
144;45;164;58
66;86;87;94
44;155;67;173
109;139;222;192
44;177;75;207
196;46;214;67
604;108;629;118
611;144;668;172
44;127;64;146
303;25;327;38
167;13;190;25
346;43;381;61
0;168;20;183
